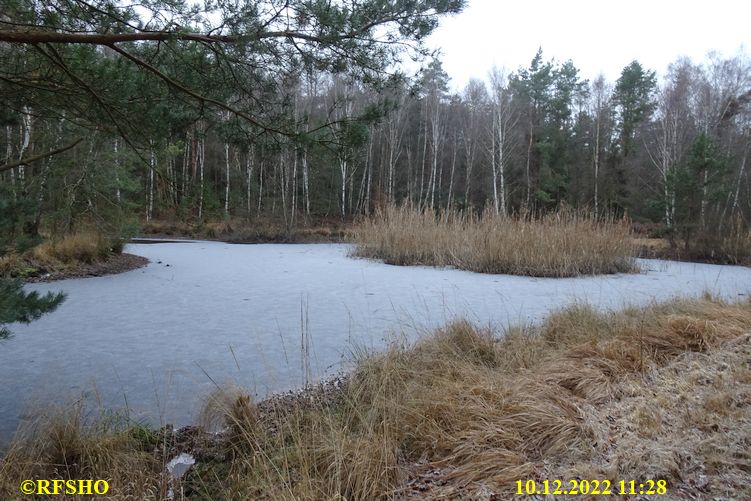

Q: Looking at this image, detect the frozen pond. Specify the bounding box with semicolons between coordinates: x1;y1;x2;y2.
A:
2;241;751;446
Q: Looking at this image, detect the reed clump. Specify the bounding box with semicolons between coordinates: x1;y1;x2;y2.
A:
33;232;116;264
352;203;638;277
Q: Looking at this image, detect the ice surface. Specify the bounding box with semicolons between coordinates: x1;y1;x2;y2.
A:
1;242;750;446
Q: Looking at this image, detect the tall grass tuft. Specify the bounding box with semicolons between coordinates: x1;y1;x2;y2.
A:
351;204;638;277
0;404;164;500
33;232;117;264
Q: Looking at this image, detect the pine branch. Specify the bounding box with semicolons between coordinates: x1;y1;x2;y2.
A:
0;137;83;173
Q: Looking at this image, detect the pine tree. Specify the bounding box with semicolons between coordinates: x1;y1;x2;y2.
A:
0;188;65;339
613;60;657;157
0;279;65;339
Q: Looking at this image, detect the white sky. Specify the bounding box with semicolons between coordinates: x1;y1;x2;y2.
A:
425;0;750;90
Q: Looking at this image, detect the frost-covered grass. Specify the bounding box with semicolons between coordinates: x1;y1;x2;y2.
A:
3;295;750;499
351;204;638;277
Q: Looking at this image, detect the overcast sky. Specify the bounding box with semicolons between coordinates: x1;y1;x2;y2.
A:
423;0;750;90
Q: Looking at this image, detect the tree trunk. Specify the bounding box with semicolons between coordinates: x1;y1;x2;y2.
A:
365;126;374;214
419;101;428;207
33;122;61;235
147;142;155;222
224;142;231;216
732;144;747;214
491;115;499;215
257;158;264;216
5;125;15;200
593;110;600;219
447;132;457;209
525;122;533;210
198;133;205;220
182;129;191;202
302;150;310;216
114;139;121;204
18;107;32;190
292;147;298;226
339;156;347;216
246;150;253;218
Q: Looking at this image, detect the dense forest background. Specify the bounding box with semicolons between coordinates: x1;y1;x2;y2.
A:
1;1;750;250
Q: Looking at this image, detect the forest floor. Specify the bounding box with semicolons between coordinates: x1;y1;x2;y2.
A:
2;295;749;500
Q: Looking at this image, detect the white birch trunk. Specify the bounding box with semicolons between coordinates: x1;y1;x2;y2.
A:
18;107;31;186
447;132;457;209
302;151;310;216
114;139;121;203
224;142;230;216
198;134;205;220
491;114;499;215
246;150;253;217
257;158;264;216
593;111;600;219
5;125;15;198
147;142;155;222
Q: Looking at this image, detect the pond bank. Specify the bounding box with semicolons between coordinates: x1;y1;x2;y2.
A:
23;253;149;283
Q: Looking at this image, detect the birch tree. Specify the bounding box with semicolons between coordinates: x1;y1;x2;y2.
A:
489;67;518;215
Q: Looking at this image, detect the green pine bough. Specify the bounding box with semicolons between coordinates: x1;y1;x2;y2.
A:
0;278;65;339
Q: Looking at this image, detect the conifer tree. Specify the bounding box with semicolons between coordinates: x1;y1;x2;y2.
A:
0;279;65;339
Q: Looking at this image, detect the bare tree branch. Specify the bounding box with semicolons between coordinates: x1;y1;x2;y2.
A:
0;137;83;173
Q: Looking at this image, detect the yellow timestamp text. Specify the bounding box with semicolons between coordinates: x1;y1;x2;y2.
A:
516;479;667;496
20;479;110;496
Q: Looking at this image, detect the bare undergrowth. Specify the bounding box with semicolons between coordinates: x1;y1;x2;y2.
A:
1;296;750;500
141;217;349;243
351;204;637;277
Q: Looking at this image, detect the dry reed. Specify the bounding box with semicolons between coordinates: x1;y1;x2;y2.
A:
351;204;637;277
0;405;164;500
1;232;121;279
34;233;114;264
